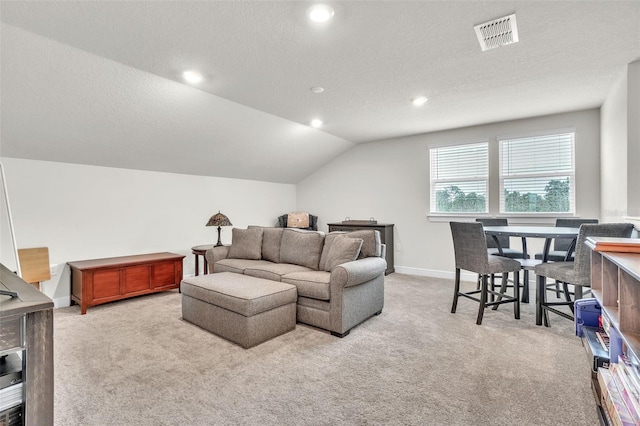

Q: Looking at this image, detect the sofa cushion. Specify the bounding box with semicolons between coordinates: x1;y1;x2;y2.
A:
227;228;263;260
347;230;382;258
214;259;273;274
245;263;312;282
319;232;346;271
279;229;325;270
282;271;331;300
248;226;284;263
324;236;363;271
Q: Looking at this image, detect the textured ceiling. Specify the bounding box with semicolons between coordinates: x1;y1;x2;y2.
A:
1;1;639;182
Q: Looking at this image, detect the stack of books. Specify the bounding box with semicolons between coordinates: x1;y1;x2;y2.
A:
598;354;640;426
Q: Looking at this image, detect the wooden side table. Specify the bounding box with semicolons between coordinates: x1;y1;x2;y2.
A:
191;244;214;276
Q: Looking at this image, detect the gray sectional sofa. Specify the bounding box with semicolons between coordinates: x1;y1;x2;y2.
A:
205;226;387;337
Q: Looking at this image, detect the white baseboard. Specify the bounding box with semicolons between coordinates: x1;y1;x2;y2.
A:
393;266;536;284
53;296;71;308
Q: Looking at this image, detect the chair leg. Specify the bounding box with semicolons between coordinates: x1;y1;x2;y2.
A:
536;275;544;326
492;272;509;310
554;280;562;297
542;279;550;327
521;270;529;304
513;271;520;320
476;274;488;325
451;268;461;313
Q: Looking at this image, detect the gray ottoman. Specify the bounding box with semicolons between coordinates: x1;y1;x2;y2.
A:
181;272;297;348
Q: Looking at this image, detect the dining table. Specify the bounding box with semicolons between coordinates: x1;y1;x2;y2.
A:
482;225;580;314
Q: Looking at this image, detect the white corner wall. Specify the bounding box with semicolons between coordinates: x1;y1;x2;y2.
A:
297;109;601;278
0;158;295;306
600;59;640;230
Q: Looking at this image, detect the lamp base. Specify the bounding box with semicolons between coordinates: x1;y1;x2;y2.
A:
215;226;223;247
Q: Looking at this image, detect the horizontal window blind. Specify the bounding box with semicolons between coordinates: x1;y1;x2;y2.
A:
499;132;575;214
430;142;488;214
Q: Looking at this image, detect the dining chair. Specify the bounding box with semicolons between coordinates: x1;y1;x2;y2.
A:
534;223;634;326
534;218;599;262
450;222;522;325
475;218;531;303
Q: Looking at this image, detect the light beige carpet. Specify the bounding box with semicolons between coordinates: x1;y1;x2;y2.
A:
53;273;598;425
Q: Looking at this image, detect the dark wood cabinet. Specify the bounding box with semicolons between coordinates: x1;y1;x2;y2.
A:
69;252;185;314
1;263;54;426
328;222;395;275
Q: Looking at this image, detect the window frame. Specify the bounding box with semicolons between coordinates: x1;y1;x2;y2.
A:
498;129;576;216
429;140;489;216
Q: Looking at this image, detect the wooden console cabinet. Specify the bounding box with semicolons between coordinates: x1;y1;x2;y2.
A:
328;222;395;275
69;252;184;314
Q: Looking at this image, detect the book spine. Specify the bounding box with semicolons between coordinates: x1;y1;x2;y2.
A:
610;363;640;424
599;367;637;426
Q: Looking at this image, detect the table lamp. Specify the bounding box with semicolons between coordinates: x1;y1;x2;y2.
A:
206;211;233;247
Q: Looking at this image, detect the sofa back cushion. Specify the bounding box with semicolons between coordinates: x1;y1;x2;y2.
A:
227;228;264;260
323;236;363;271
319;230;382;269
280;228;325;270
347;230;382;258
248;226;283;263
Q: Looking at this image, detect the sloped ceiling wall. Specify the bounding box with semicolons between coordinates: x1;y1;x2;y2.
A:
0;24;354;184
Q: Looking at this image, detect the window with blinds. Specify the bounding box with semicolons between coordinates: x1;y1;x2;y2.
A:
499;131;575;214
429;141;488;214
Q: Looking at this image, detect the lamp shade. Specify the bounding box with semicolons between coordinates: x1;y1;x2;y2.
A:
206;211;232;227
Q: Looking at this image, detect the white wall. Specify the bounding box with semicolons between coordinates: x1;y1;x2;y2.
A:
600;59;640;229
297;109;601;277
0;158;295;306
600;70;628;222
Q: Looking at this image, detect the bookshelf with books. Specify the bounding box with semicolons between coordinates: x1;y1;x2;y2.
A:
586;237;640;425
0;263;53;425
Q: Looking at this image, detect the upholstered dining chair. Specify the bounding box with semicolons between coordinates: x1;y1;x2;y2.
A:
534;223;634;327
534;218;599;262
475;218;531;302
450;222;522;325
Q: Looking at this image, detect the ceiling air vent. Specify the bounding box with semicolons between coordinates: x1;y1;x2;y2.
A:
474;13;519;52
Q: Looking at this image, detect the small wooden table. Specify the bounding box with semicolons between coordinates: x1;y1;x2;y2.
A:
68;252;184;314
191;244;215;276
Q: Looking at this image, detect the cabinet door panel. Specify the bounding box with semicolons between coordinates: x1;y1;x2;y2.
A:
152;262;176;288
92;270;121;299
125;266;150;293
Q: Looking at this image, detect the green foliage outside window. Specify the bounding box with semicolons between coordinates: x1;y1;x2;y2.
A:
435;185;486;212
504;178;570;212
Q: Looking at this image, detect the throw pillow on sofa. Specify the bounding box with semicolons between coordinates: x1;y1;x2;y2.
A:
345;230;382;258
248;226;283;263
280;228;325;270
227;228;264;260
324;236;363;272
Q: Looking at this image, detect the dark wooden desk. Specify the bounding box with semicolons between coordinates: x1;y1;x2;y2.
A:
327;222;394;275
0;263;54;425
191;244;214;276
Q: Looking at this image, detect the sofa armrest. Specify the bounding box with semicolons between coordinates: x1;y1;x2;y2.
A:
205;246;230;272
330;257;387;288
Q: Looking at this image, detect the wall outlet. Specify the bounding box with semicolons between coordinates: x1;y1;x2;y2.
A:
50;264;58;276
395;243;402;251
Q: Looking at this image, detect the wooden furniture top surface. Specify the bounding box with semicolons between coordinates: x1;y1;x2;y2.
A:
586;236;640;254
0;263;54;318
67;252;185;270
328;222;394;227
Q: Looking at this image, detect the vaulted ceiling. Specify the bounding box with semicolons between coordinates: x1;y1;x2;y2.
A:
1;1;639;183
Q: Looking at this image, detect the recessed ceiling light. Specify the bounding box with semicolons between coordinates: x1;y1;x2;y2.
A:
310;86;325;93
308;4;334;23
182;70;203;85
310;119;323;128
412;96;428;107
